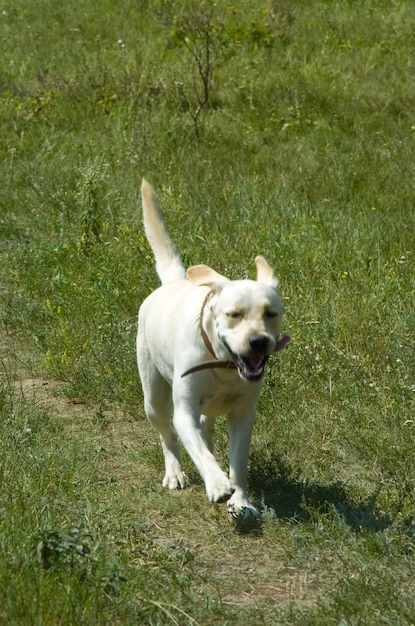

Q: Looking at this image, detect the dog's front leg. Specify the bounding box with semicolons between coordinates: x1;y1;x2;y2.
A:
173;406;234;503
200;414;216;452
227;408;260;518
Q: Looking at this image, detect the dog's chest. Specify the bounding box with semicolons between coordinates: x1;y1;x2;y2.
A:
198;387;255;417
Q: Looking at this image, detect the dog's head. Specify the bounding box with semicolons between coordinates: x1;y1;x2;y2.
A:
187;256;287;382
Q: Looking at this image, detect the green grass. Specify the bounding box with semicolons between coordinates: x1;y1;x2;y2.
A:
1;0;414;623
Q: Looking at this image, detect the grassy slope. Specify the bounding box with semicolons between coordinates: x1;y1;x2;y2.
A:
1;0;414;624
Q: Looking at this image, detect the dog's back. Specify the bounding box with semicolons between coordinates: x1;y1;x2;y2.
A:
141;179;186;284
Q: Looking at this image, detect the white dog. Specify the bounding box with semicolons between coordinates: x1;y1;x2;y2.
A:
137;180;290;518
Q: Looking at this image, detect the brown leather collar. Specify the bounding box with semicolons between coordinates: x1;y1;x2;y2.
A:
181;290;237;377
198;290;216;358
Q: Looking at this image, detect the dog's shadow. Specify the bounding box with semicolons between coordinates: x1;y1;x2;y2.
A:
237;460;395;537
187;459;397;537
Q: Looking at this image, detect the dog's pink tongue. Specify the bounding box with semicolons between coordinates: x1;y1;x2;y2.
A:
246;356;263;370
273;335;291;353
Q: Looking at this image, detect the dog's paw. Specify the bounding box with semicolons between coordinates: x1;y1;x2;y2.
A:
162;471;188;491
205;474;234;503
227;494;260;520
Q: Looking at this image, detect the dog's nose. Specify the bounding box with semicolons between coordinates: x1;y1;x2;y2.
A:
248;334;269;353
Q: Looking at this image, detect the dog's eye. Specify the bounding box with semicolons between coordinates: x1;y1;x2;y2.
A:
227;310;242;319
264;310;278;319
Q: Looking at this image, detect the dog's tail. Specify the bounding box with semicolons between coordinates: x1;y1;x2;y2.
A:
141;179;186;284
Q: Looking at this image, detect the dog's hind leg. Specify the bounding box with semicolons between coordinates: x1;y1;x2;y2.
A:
138;353;188;490
145;388;188;490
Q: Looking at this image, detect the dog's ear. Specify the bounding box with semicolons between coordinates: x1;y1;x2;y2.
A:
187;264;229;288
255;255;279;288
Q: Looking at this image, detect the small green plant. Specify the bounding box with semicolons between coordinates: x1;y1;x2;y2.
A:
172;4;218;137
34;523;98;576
76;156;110;250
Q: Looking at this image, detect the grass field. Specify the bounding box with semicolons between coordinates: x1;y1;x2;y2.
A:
1;0;414;623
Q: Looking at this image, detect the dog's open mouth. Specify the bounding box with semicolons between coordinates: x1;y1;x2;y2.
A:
226;335;291;382
232;353;268;382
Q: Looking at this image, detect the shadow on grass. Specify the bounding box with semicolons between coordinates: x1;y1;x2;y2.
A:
248;458;394;535
181;455;409;538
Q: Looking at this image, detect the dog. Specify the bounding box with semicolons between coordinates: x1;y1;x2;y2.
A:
137;180;290;518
